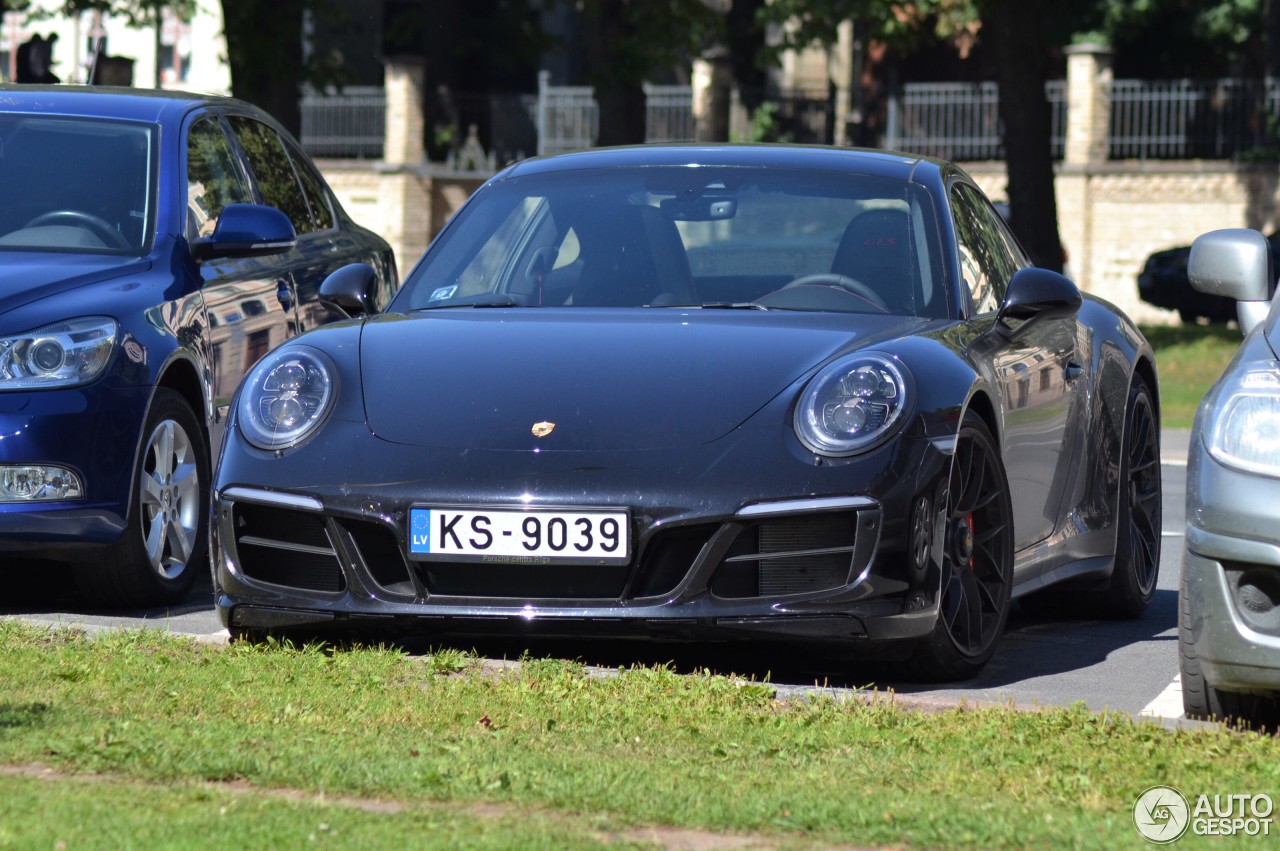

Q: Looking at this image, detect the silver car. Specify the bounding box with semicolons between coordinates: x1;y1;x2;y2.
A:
1181;228;1280;726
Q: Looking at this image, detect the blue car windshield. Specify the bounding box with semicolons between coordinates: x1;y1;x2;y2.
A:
0;114;155;255
394;166;948;317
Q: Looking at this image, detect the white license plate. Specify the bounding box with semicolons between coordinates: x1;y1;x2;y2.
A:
407;506;630;563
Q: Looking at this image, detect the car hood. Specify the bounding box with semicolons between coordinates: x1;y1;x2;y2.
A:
358;308;923;450
0;252;150;317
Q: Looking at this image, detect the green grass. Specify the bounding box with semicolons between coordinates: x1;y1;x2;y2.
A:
1;623;1277;849
1141;323;1241;428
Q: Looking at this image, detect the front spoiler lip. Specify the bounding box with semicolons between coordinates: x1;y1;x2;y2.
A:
218;598;938;645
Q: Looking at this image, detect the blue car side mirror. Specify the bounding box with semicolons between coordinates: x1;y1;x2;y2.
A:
190;204;297;262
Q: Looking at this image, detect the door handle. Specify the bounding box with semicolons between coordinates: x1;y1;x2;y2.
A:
276;278;294;311
1064;362;1084;382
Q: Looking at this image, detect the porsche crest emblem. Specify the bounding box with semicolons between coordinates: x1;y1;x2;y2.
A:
531;421;556;438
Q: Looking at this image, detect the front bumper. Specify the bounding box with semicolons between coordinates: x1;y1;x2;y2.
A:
213;419;952;648
1183;433;1280;697
0;384;149;555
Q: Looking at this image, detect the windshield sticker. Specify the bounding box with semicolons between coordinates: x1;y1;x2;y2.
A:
428;285;458;302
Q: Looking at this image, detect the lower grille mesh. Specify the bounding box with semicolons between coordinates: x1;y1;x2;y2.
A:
713;513;858;599
232;503;345;593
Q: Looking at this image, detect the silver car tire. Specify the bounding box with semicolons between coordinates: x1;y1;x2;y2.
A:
76;388;209;608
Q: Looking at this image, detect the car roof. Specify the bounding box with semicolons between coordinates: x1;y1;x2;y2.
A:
500;144;952;184
0;84;256;125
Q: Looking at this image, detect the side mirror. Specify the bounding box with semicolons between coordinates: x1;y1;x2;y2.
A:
319;263;379;318
191;204;297;262
994;267;1082;338
1188;228;1274;335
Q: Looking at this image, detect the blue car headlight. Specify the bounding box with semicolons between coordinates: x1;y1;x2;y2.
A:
0;317;117;390
238;346;337;451
795;353;911;456
1206;364;1280;476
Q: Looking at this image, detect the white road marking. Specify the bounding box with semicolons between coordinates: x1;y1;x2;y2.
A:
1140;674;1185;720
1161;458;1188;468
1162;531;1184;537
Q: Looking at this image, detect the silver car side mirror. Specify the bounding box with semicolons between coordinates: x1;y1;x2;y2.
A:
1188;228;1275;335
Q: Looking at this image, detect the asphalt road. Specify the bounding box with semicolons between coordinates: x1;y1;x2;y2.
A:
1;429;1193;721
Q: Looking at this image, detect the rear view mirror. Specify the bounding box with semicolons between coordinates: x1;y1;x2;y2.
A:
994;267;1082;338
319;263;379;318
660;197;737;221
191;203;296;262
1188;228;1275;334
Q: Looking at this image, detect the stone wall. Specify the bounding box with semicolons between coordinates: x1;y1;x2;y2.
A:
964;162;1280;324
320;163;485;275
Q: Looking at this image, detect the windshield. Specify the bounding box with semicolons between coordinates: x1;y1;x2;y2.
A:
0;114;155;255
394;166;948;317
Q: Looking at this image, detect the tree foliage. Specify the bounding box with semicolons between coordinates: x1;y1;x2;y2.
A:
571;0;723;145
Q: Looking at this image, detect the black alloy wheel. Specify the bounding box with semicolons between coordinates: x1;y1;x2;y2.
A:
909;413;1014;681
1103;376;1162;617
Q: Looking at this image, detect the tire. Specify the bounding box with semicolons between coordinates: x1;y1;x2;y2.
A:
1102;376;1161;618
1180;569;1280;728
75;388;209;608
908;413;1014;681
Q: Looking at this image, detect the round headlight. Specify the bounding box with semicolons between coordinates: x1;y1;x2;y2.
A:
795;353;911;456
237;347;337;450
1207;366;1280;476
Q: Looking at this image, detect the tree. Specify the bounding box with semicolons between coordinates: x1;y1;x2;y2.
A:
761;0;1078;272
571;0;721;146
47;0;316;135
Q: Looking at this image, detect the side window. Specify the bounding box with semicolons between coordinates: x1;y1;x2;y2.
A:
227;116;313;235
186;117;250;241
951;183;1018;315
283;139;335;232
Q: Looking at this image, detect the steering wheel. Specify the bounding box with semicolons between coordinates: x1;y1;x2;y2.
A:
25;210;131;251
779;273;890;313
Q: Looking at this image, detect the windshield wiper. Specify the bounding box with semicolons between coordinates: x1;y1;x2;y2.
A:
652;302;770;311
410;295;533;311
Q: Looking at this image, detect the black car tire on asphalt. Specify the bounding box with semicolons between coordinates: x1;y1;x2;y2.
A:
1100;375;1162;618
75;388;209;608
908;412;1014;681
1179;570;1280;728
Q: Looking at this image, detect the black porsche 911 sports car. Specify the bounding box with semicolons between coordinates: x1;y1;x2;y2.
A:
211;145;1162;681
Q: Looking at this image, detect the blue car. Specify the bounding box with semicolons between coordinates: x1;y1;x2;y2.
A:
0;85;396;607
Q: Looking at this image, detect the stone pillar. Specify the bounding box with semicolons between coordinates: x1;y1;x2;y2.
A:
383;56;425;165
1064;44;1112;167
830;20;855;146
692;52;731;142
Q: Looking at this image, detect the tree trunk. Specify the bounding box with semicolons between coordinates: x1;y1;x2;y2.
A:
579;1;648;146
221;0;308;137
1267;0;1280;78
982;0;1065;273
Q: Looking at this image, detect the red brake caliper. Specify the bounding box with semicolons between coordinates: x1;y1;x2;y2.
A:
965;513;976;571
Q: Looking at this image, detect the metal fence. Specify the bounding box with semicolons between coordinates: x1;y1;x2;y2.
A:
535;73;696;154
301;77;1279;164
644;83;696;143
885;81;1067;161
1108;78;1280;160
299;86;385;158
